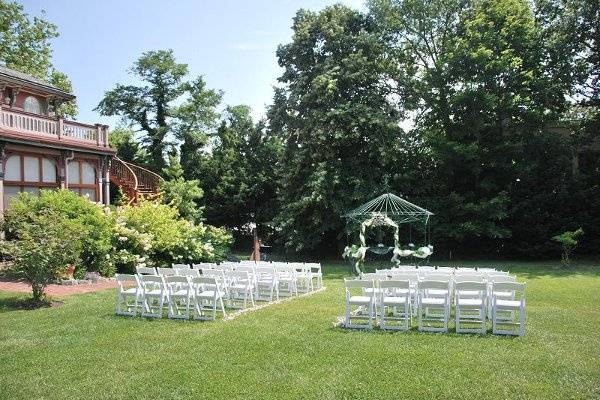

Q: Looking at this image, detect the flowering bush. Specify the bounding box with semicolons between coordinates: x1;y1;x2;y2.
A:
1;209;83;304
112;199;232;272
3;190;114;277
2;190;232;277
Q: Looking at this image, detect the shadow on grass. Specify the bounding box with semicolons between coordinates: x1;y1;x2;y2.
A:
0;295;63;313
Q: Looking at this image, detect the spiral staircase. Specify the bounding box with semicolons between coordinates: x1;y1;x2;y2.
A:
109;157;163;204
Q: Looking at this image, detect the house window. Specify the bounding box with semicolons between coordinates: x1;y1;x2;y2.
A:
3;154;59;209
67;160;97;202
23;96;44;115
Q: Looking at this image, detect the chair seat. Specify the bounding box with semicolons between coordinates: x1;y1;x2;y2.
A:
170;290;189;297
494;291;513;298
121;288;137;295
349;296;372;305
196;291;217;299
230;284;248;290
457;290;480;297
495;299;522;309
383;296;407;305
427;289;449;296
457;298;484;306
420;297;447;306
144;289;162;296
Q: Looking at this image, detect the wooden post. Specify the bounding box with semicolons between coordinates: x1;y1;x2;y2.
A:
57;117;63;140
251;227;261;262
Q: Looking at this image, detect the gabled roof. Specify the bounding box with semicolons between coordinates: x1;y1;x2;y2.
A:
0;65;75;100
344;193;433;225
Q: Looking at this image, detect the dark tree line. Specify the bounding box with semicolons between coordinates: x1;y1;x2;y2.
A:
98;0;599;258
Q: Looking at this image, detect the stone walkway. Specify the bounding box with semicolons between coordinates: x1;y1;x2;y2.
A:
0;279;117;296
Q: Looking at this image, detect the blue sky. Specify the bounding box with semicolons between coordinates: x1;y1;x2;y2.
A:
20;0;365;127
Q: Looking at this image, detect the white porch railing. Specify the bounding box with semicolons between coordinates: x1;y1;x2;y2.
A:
0;107;109;147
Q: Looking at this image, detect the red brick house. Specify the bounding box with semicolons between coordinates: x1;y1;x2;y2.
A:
0;66;160;213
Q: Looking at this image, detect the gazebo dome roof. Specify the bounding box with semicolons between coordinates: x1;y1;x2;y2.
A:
343;193;433;226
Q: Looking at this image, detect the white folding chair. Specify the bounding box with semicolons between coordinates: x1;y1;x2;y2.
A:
291;263;312;293
139;274;165;318
276;265;298;297
344;279;375;329
256;266;278;301
201;269;229;301
492;282;526;336
417;280;451;333
164;275;192;319
379;280;411;331
157;267;176;276
308;263;323;289
136;266;157;275
487;274;517;317
455;281;487;334
176;268;200;278
190;276;226;320
115;274;140;316
227;270;255;309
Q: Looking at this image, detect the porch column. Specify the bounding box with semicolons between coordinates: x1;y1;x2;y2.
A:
0;142;5;219
103;157;111;205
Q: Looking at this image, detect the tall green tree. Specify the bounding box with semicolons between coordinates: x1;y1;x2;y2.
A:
269;5;404;252
96;50;221;172
0;0;77;117
197;105;280;230
370;0;574;254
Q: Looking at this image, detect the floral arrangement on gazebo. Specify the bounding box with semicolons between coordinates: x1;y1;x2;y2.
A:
342;193;433;274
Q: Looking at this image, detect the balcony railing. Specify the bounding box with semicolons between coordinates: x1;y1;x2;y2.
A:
0;107;109;148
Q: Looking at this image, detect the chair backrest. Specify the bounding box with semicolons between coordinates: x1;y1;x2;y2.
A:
138;274;164;293
418;280;450;290
455;281;487;298
192;262;217;269
157;267;176;276
172;263;190;270
191;276;218;287
177;268;200;277
345;278;373;289
454;273;484;283
488;274;516;284
436;267;455;273
163;275;190;292
115;274;138;291
379;279;410;290
136;266;157;275
424;272;452;282
492;282;526;301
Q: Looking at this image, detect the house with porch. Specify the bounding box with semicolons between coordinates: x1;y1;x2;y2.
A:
0;65;160;214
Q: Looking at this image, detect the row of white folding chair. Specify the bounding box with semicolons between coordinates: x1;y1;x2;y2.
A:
344;278;526;335
345;279;449;331
115;274;226;320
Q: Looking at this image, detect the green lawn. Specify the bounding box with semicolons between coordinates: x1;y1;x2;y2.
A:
1;261;599;399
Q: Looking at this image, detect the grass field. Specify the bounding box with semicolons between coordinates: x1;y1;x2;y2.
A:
0;261;599;399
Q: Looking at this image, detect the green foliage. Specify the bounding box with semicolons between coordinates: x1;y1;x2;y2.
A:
161;154;204;222
0;0;77;117
108;127;149;165
96;49;222;172
0;208;83;304
269;5;403;251
113;199;231;272
197;105;281;230
552;228;584;267
3;190;114;277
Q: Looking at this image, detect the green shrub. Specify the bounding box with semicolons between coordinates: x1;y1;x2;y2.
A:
0;208;83;304
3;190;114;277
552;228;584;268
113;199;232;271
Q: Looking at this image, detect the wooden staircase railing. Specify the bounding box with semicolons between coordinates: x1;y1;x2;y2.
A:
110;157;163;203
